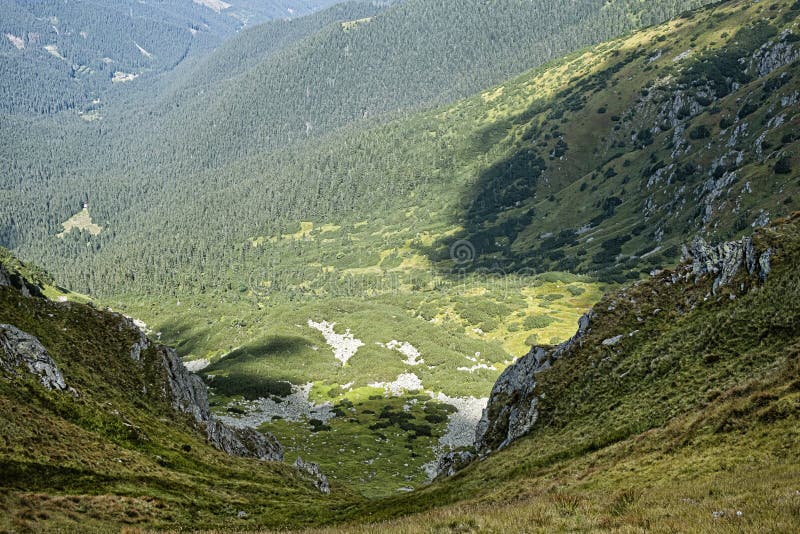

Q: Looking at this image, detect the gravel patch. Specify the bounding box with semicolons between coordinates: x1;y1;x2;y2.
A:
378;340;424;366
183;358;211;372
369;372;423;396
431;393;488;449
422;393;488;479
308;319;364;365
217;383;335;429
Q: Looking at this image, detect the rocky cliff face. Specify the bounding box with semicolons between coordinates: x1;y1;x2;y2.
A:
141;333;285;462
473;230;773;458
0;324;67;391
159;345;211;423
0;255;285;464
475;313;593;455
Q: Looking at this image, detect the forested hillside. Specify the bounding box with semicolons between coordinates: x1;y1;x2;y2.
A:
0;0;726;299
4;0;797;300
0;0;342;114
132;0;721;162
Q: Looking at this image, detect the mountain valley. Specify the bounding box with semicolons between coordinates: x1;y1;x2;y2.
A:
1;0;799;531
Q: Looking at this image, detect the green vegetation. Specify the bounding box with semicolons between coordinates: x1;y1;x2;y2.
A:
3;0;796;302
1;0;799;530
304;213;800;533
0;259;361;532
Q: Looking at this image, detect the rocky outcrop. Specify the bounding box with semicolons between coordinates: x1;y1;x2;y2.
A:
206;419;284;462
294;456;330;494
1;252;289;470
435;450;476;478
159;346;210;423
0;264;43;298
155;345;284;462
0;324;66;391
749;30;800;78
123;317;151;362
473;231;773;462
682;236;772;293
474;312;592;455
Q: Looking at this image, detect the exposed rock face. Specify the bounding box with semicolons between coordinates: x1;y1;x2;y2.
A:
155;345;284;462
0;266;11;288
206;419;284;462
124;317;150;362
474;312;592;455
0;324;66;391
683;236;772;293
749;30;800;78
294;456;330;494
159;346;210;423
0;265;43;298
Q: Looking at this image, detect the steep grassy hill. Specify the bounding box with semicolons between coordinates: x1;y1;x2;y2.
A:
0;253;359;532
0;0;341;114
316;214;800;533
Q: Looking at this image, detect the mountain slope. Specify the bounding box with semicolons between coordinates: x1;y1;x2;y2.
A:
7;0;794;301
0;0;341;114
0;252;356;531
335;213;800;532
132;0;720;164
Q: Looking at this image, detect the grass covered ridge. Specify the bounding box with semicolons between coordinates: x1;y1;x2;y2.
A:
299;212;800;531
0;262;361;531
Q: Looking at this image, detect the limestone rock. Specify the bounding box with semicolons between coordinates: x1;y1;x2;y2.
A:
294;456;331;494
435;450;476;478
0;324;66;391
683;236;771;293
749;30;800;78
206;419;284;462
159;346;210;423
475;312;592;455
758;249;773;281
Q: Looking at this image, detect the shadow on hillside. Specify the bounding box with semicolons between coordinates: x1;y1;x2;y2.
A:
202;336;312;399
419;44;650;276
218;335;312;364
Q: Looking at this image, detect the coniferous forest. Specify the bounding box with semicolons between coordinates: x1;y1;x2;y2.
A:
1;0;800;531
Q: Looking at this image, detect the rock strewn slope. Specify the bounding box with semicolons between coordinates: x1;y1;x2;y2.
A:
474;219;780;457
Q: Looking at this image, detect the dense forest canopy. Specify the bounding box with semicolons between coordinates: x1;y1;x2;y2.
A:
3;0;778;300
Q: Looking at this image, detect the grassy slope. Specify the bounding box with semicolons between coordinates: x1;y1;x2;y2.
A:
2;219;798;530
113;275;602;497
415;0;800;279
97;0;800;498
0;269;360;531
284;213;800;532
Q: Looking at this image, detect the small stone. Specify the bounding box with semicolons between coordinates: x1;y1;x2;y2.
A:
295;456;331;494
602;335;624;346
